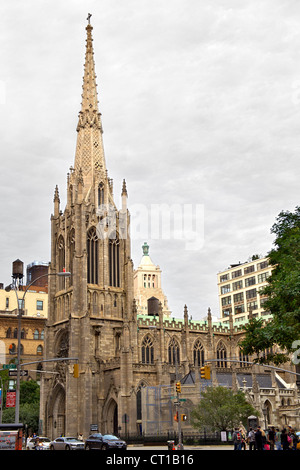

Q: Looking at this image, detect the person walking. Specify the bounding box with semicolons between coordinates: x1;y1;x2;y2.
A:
247;427;256;450
255;426;263;450
268;426;275;450
232;428;242;450
281;428;289;450
275;428;282;450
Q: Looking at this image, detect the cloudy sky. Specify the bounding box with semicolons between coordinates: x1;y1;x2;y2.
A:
0;0;299;320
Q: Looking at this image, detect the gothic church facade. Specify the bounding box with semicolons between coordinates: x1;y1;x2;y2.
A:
39;20;299;439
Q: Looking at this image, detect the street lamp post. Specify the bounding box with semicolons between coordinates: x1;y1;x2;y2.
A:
5;270;71;423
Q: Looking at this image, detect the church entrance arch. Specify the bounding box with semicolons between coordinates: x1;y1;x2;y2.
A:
47;384;66;439
105;399;118;436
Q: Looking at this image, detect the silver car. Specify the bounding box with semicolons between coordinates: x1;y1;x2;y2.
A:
49;436;84;450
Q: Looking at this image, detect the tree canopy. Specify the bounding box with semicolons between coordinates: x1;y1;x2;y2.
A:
239;206;300;365
191;386;258;432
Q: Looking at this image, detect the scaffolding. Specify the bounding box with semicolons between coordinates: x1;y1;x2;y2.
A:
141;385;174;436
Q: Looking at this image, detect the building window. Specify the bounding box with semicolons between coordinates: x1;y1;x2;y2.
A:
34;329;39;340
244;265;255;274
234;304;245;315
141;335;154;364
246;288;257;299
239;349;249;367
168;338;180;365
87;227;98;284
232;269;242;279
233;292;244;303
57;235;65;290
98;182;104;207
217;341;227;368
245;276;256;287
221;296;231;306
36;300;43;311
193;339;204;367
109;238;120;287
37;345;43;355
5;297;9;309
221;284;230;294
258;272;269;283
232;280;243;291
220;274;229;282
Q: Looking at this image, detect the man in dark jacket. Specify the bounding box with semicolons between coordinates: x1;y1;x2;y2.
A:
255;427;263;450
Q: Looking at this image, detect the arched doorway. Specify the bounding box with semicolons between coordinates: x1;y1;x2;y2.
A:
106;399;118;436
47;384;66;439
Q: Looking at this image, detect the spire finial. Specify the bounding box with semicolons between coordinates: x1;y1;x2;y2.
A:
87;13;92;25
142;242;149;256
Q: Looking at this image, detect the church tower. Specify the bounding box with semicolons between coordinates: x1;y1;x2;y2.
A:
40;17;136;439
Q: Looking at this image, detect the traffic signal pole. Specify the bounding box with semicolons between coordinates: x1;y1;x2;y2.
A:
175;382;184;450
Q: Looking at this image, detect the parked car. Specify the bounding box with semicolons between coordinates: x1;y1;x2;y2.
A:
49;436;85;450
84;433;127;450
26;436;51;450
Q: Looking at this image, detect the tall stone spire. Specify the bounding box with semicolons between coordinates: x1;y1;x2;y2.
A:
74;15;107;193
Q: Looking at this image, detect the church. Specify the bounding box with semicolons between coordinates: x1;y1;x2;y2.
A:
39;18;299;439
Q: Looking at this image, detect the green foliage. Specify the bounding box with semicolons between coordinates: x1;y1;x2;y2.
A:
240;206;300;364
1;381;40;433
191;386;258;432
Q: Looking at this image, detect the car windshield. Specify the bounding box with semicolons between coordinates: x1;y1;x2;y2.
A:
103;435;119;440
65;437;79;441
39;438;50;443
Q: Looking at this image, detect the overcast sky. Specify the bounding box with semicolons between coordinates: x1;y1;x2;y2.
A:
0;0;299;320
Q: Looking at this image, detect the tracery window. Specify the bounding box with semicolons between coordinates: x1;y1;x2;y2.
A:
87;227;98;284
193;339;205;367
217;341;227;368
109;238;120;287
168;337;180;365
98;182;104;207
141;335;154;364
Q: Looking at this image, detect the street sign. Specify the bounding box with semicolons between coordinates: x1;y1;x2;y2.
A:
2;364;17;370
8;370;28;377
6;390;16;408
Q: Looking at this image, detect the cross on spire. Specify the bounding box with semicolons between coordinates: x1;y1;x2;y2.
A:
87;13;92;25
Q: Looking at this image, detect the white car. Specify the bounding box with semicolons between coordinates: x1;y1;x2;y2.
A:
50;436;85;450
26;437;51;450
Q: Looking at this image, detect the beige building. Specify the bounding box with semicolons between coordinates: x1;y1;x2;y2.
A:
217;256;274;325
0;285;48;319
133;242;171;317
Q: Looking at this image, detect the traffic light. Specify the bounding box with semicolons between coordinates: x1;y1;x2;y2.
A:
73;363;79;378
181;414;187;422
200;365;211;380
174;412;178;422
175;382;181;394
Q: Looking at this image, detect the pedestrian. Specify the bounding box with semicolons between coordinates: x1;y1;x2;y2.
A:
281;428;289;450
78;433;83;441
255;426;263;450
232;428;242;450
247;427;256;450
268;426;275;450
275;428;282;450
240;430;246;450
289;429;298;450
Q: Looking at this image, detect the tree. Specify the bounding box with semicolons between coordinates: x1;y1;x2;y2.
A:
2;381;40;433
240;206;300;365
191;386;258;432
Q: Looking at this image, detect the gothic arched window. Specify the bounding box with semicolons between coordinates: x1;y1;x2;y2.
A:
57;235;65;290
141;335;154;364
109;238;120;287
98;182;104;207
193;339;205;367
217;341;227;368
87;227;98;284
239;348;249;367
168;337;180;365
69;229;75;286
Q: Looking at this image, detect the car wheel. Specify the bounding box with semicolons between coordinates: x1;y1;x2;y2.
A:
101;444;108;450
50;445;55;450
85;444;90;450
65;445;70;450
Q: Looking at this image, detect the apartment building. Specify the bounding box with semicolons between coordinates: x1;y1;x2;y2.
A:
217;256;274;325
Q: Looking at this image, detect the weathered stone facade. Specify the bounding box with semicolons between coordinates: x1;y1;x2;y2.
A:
39;20;300;440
